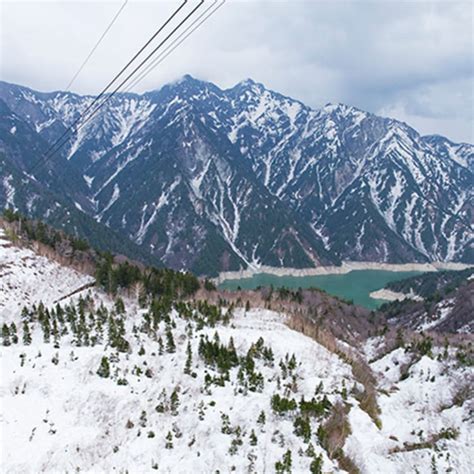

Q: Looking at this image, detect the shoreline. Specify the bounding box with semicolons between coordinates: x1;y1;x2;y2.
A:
215;261;473;284
369;288;424;303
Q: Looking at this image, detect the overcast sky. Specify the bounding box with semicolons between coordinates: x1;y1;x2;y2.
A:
1;0;472;142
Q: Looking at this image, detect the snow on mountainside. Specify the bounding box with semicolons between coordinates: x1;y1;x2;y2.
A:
0;229;94;320
0;77;472;274
349;339;473;474
1;228;473;473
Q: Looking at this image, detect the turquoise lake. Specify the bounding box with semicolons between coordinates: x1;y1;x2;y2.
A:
218;270;424;310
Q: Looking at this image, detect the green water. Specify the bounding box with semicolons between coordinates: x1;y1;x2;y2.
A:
218;270;424;310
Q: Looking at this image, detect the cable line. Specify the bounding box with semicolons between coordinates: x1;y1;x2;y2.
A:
126;0;225;93
65;0;129;91
43;0;190;161
4;0;223;206
59;0;205;150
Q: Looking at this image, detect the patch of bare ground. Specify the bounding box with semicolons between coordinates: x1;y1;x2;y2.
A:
1;218;97;276
319;402;360;474
287;313;382;428
389;427;460;454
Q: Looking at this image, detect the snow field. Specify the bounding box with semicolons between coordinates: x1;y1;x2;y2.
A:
346;339;474;473
0;229;94;323
1;288;355;473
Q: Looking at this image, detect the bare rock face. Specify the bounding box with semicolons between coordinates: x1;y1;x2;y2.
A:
1;77;472;275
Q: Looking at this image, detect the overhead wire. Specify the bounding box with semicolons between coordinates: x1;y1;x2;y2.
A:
55;0;206;151
125;0;224;92
65;0;129;91
42;0;190;161
5;0;224;206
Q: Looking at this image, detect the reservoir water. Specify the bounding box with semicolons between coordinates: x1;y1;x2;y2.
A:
218;270;424;310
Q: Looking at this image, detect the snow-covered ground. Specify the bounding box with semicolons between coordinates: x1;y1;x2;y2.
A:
0;229;94;322
347;340;474;473
1;296;352;472
1;233;472;473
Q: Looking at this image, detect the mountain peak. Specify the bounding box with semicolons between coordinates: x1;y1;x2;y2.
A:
232;78;266;92
322;102;363;116
177;74;201;84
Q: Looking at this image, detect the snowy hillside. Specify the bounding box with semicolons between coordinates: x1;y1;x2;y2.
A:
0;228;94;320
349;338;474;473
2;303;352;473
1;229;473;473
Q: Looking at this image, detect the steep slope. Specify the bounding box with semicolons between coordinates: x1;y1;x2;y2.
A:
347;338;473;473
1;225;472;474
0;77;472;274
222;84;473;264
380;272;474;333
0;99;166;265
0;79;337;274
0;228;94;320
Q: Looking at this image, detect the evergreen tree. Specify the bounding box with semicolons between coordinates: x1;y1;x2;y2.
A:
271;394;297;414
275;449;292;473
22;321;32;345
310;454;323;474
41;312;51;344
97;356;110;378
305;442;316;457
294;416;311;442
52;318;60;348
9;323;18;344
229;427;243;455
170;390;180;415
249;429;258;446
21;306;30;323
221;413;232;434
288;354;297;371
155;389;168;413
115;297;125;314
165;326;176;353
316;425;326;446
184;341;193;375
341;380;347;400
139;410;147;427
165;431;173;449
2;323;11;346
198;401;206;421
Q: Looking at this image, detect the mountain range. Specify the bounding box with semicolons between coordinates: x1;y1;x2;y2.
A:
0;76;472;275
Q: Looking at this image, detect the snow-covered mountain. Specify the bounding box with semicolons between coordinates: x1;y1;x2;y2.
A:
0;77;472;274
1;222;473;473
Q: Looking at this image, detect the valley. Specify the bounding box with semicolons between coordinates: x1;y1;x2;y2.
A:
2;2;473;473
218;269;425;310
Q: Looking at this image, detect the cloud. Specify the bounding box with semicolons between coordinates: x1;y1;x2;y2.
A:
1;0;472;142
